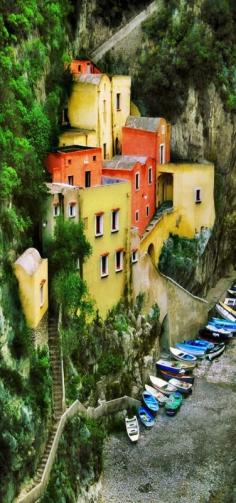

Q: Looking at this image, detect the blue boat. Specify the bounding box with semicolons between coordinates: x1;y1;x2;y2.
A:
211;318;236;330
142;391;159;413
137;406;155;428
183;339;215;349
176;343;206;357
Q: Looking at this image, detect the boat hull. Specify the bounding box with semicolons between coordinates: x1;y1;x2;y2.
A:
159;369;194;384
170;347;197;363
137;406;155;428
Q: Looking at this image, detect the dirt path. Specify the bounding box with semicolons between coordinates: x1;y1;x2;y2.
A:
99;341;236;503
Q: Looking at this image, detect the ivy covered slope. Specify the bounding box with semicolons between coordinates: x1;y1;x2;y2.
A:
0;1;74;501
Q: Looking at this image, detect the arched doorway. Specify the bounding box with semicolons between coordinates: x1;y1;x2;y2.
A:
147;243;155;266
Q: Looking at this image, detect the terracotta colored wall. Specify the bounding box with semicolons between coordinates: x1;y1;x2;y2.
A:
122;128;157;159
46;148;103;188
70;60;101;75
102;158;156;236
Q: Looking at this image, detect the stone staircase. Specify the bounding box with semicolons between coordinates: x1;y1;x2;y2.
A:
33;423;58;486
48;317;65;420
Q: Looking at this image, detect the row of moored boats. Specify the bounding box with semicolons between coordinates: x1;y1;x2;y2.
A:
125;281;236;442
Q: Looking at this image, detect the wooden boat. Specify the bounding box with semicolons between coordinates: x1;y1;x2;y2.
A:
227;289;236;297
137;406;155;428
206;343;225;361
224;297;236;308
165;391;183;415
159;368;194;384
168;377;192;394
149;375;177;395
218;302;236;319
212;317;236;327
199;327;232;342
206;323;233;336
176;342;207;357
170;347;197;363
216;304;236;322
125;416;139;442
142;390;159;413
156;359;194;374
144;384;168;405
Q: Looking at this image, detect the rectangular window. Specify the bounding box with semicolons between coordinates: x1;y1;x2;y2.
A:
68;159;72;165
68;175;74;185
115;250;123;272
131;250;138;264
101;254;108;277
135;172;140;190
160;144;165;164
195;188;202;203
53;204;60;217
85;171;91;188
68;202;76;218
103;143;107;159
135;210;139;222
116;93;121;110
95;213;104;237
78;64;81;72
93;155;96;161
146;205;149;217
111;209;119;232
87;62;91;73
148;167;153;184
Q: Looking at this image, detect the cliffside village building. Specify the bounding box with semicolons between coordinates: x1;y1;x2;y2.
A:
14;58;215;326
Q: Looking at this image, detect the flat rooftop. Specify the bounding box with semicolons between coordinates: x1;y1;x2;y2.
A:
103;155;148;170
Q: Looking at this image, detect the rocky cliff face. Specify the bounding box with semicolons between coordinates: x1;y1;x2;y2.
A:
172;85;236;294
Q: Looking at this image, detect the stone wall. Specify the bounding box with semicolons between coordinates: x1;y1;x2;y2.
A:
132;253;209;348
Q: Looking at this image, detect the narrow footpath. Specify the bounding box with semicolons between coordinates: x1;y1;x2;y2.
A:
99;340;236;503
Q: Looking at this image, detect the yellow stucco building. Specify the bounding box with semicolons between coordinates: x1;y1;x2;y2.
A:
44;179;131;317
140;162;215;265
60;74;131;160
14;248;48;329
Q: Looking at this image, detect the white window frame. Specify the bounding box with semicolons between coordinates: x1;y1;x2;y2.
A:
131;250;138;264
115;250;123;272
53;204;60;217
100;254;108;278
148;167;153;185
195;188;202;204
135;172;140;191
160;144;165;164
68;203;76;218
95;214;104;237
135;210;139;222
111;209;119;233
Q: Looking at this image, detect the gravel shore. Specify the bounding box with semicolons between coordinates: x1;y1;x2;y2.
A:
99;340;236;503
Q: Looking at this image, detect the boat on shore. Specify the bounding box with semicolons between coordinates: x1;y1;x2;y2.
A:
211;317;236;329
156;359;195;375
137;406;155;428
175;342;207;357
142;390;159;413
199;327;232;342
219;301;236;317
170;347;197;363
206;343;225;360
165;391;183;416
149;375;177;395
159;368;194;384
167;377;192;394
125;416;139;442
144;384;168;405
216;303;236;322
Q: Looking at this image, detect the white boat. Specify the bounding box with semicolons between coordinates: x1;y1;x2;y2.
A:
207;343;225;361
216;304;236;322
168;377;192;394
219;301;236;317
145;384;168;405
170;347;197;363
149;375;177;396
224;297;236;308
125;416;139;442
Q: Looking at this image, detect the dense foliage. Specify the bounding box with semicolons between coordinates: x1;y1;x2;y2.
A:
132;0;236;118
93;0;149;28
159;234;198;287
40;415;106;503
0;0;74;246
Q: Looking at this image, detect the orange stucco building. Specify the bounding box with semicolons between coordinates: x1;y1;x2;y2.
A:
69;59;101;76
46;145;102;188
122;116;171;164
102;155;156;236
